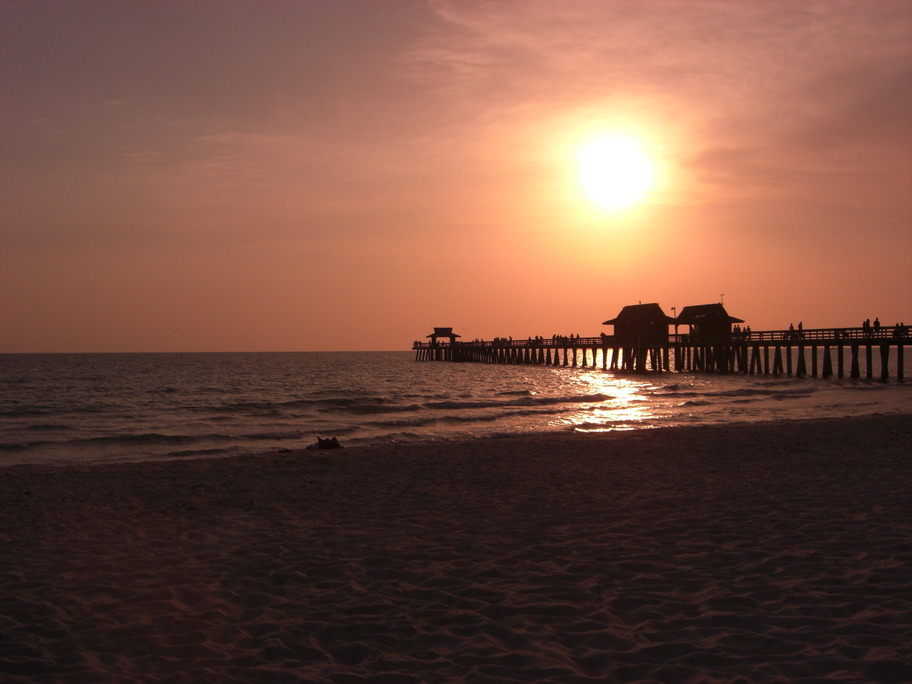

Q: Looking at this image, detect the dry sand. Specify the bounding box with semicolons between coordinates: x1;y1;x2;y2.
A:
2;414;911;683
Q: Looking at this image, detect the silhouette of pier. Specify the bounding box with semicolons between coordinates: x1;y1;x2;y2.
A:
413;307;910;381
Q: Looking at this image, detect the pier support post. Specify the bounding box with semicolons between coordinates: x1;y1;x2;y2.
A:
796;346;807;378
850;345;860;378
636;346;648;372
822;346;833;378
773;346;783;376
880;344;890;381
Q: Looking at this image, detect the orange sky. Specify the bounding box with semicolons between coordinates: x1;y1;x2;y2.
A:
2;0;910;352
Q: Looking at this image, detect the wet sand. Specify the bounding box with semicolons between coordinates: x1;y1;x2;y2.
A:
2;414;911;682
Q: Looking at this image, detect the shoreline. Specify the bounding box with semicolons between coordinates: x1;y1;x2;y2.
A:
2;414;911;682
6;407;912;469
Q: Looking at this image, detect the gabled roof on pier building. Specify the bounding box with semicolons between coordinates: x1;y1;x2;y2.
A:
676;304;744;325
426;327;461;341
603;303;676;326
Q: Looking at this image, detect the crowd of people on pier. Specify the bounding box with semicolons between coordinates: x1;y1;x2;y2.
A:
860;318;910;337
533;334;587;346
732;324;752;340
489;334;591;347
786;322;805;340
778;319;910;340
862;319;909;338
419;334;596;348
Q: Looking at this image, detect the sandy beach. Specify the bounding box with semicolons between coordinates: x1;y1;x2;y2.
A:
2;414;911;683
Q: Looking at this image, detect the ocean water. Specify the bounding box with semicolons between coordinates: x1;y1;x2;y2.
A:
1;351;910;466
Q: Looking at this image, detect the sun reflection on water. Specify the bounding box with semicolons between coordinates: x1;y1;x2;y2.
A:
551;371;660;432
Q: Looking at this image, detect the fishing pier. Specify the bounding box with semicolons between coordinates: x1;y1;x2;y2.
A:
413;304;910;381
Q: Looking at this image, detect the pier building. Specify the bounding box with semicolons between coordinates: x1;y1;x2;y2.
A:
676;303;744;342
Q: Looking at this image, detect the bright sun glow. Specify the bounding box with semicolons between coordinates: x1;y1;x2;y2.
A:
579;136;655;210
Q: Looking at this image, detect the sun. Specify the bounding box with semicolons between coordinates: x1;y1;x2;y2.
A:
579;136;655;210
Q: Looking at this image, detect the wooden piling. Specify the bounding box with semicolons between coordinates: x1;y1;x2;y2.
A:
773;347;783;375
795;346;806;378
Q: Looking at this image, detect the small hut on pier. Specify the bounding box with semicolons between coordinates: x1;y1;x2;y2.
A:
676;304;744;342
603;303;675;346
426;327;461;346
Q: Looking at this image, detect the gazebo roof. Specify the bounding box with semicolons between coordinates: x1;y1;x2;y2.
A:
603;303;676;326
676;303;744;324
426;327;461;338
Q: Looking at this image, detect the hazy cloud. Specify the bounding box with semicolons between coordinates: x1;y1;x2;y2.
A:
2;0;910;351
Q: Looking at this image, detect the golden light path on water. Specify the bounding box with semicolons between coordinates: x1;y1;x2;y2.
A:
548;370;658;432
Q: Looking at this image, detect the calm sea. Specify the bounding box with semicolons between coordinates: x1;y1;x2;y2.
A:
2;351;910;466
